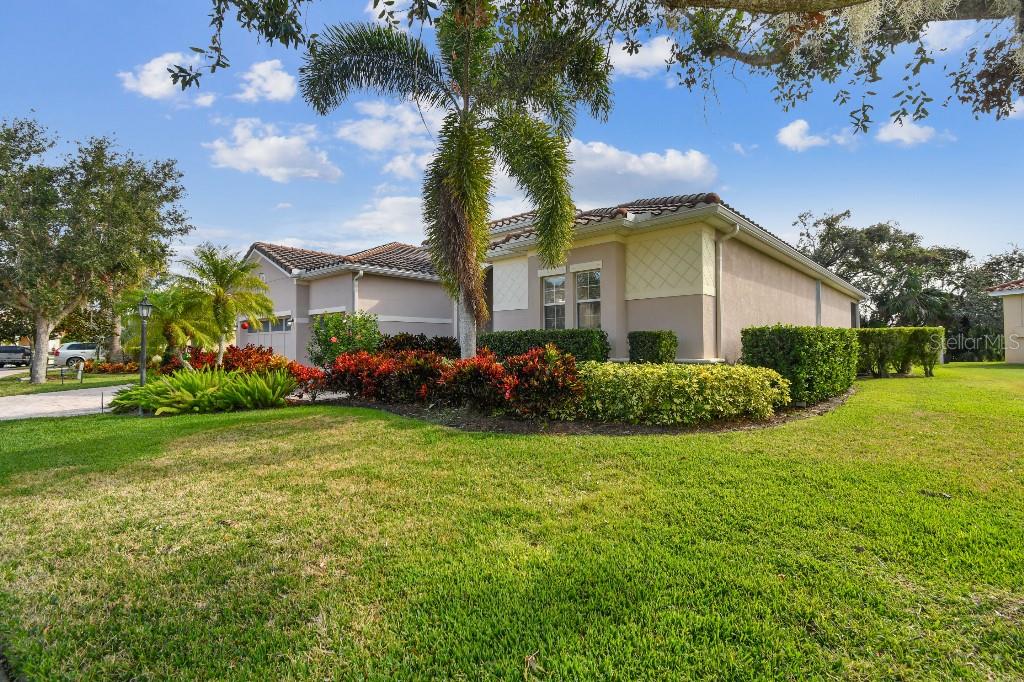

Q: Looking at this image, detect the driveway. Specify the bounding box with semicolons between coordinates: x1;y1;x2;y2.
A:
0;384;129;421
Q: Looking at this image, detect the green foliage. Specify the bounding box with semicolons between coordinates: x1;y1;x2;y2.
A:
574;361;791;425
856;327;945;377
307;312;382;367
110;369;296;415
500;344;583;419
478;329;610;362
627;330;678;364
741;325;858;404
380;332;460;359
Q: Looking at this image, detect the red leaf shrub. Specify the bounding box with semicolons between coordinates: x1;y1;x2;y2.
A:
500;344;582;418
329;350;445;403
187;348;217;371
223;344;288;373
287;361;326;400
438;349;507;410
84;360;140;374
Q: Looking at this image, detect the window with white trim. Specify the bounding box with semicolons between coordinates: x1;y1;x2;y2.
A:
542;275;566;329
575;270;601;329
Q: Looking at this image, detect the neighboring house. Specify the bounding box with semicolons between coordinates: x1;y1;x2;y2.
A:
987;278;1024;364
240;241;455;363
487;193;866;362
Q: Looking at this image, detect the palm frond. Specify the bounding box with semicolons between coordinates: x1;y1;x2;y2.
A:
489;110;575;268
301;23;452;115
423;112;493;323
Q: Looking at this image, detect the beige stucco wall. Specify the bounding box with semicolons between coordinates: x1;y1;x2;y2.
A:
358;274;453;323
308;273;353;314
626;295;714;360
1004;294;1024;364
720;238;858;362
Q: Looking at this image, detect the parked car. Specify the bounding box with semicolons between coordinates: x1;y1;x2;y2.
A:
52;342;101;367
0;345;32;367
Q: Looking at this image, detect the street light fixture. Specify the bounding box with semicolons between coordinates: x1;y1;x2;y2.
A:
138;296;153;388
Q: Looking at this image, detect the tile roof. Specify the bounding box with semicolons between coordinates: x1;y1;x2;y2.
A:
251;241;437;277
488;192;726;248
987;277;1024;293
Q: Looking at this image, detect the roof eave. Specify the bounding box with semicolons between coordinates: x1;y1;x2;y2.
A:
988;288;1024;297
297;261;439;282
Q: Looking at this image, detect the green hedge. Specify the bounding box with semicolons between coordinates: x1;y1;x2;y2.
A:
478;329;610;361
628;330;678;363
573;362;791;425
856;327;945;377
740;325;859;404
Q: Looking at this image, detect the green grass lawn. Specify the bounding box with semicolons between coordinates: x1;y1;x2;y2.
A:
0;372;137;397
0;363;1022;679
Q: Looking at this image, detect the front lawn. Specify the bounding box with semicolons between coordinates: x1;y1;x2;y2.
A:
0;364;1021;679
0;372;137;397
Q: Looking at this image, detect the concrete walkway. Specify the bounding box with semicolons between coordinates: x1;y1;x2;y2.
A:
0;384;129;421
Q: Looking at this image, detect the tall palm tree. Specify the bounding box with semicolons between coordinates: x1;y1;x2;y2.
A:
301;0;611;356
178;243;274;365
123;285;218;367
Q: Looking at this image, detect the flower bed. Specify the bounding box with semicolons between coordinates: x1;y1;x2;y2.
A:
111;368;297;415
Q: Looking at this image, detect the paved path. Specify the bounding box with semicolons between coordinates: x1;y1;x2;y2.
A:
0;384;129;421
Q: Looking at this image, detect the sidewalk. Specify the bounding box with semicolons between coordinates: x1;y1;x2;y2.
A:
0;384;128;421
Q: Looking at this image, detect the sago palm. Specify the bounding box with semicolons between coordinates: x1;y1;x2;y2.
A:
301;0;611;356
178;243;274;365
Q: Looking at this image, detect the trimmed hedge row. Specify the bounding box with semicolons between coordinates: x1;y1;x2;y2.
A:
628;330;678;363
478;329;610;362
856;327;944;377
575;362;791;425
741;325;858;404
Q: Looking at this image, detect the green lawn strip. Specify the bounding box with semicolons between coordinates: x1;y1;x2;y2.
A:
0;364;1022;679
0;373;138;397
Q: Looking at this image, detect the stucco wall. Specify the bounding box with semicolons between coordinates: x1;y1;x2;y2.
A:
1004;294;1024;364
308;273;353;314
358;274;453;323
720;237;858;362
625;295;714;360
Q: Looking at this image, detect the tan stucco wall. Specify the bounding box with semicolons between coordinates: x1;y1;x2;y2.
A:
358;274;453;322
1004;294;1024;364
626;295;714;360
720;237;858;362
308;273;353;313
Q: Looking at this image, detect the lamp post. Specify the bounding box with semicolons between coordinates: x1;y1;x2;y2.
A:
138;296;153;387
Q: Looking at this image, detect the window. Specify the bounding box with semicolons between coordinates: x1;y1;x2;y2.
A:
542;275;566;329
252;317;292;333
575;270;601;329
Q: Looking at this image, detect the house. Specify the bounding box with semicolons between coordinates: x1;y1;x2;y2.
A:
486;193;866;362
987;278;1024;364
239;241;455;363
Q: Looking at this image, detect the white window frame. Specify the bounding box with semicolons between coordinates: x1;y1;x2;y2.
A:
575;269;601;330
542;275;566;330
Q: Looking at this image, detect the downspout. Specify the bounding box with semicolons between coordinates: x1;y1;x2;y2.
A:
352;270;364;313
715;223;741;360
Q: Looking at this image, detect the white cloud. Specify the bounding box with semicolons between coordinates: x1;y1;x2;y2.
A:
1009;98;1024;119
776;119;830;151
922;20;977;52
235;60;297;102
876;118;937;146
383;152;435;180
204;118;342;183
731;142;758;156
341;195;424;244
118;52;216;107
611;36;674;79
335;100;443;152
275;202;293;210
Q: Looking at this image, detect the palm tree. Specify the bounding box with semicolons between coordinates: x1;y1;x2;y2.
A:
178;243;274;365
123;285;218;367
301;1;611;356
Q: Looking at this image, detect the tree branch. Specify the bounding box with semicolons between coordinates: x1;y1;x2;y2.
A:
662;0;1009;20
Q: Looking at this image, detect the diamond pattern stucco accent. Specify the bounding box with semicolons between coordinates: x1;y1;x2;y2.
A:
626;227;714;300
492;257;529;310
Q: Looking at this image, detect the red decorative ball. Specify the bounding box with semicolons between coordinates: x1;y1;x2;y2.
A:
241;321;249;330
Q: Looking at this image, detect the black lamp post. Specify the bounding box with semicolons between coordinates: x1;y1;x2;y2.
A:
138;296;153;387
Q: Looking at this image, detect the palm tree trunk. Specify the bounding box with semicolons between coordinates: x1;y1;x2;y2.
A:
110;315;123;362
30;314;52;384
457;295;476;359
216;333;226;366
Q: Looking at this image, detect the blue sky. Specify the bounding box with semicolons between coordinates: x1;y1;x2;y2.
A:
2;1;1021;264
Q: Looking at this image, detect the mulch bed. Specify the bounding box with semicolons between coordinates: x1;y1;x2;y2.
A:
288;388;855;437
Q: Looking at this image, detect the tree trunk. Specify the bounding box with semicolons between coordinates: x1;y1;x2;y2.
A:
110;315;123;362
30;314;52;384
457;296;477;359
216;333;226;366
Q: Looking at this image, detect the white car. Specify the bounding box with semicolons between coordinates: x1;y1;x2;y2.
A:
52;342;101;367
0;345;32;367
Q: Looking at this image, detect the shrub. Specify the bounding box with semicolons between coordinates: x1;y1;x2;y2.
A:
111;369;296;415
381;332;460;359
477;329;610;361
628;330;678;364
84;360;139;374
307;311;382;367
575;362;791;425
741;325;858;404
500;344;583;418
856;327;945;377
287;361;327;401
438;350;507;411
222;344;288;373
328;350;445;403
